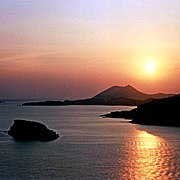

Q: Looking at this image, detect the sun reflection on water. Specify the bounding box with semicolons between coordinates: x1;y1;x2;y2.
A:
136;130;160;149
109;129;179;180
130;131;164;179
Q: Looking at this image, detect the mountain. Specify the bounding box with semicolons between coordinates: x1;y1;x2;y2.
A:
22;85;173;106
93;85;172;100
102;94;180;127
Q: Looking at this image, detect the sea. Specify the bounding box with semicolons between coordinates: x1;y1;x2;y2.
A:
0;101;179;180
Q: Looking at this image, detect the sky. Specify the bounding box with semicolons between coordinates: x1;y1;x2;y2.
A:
0;0;180;99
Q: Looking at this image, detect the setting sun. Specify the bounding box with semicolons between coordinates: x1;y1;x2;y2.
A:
145;62;155;74
136;58;169;83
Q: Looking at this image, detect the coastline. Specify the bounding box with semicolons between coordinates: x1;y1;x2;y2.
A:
102;95;180;127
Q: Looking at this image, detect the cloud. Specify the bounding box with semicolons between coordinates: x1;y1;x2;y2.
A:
0;52;58;70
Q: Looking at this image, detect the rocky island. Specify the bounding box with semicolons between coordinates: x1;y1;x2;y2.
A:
8;120;59;141
102;95;180;127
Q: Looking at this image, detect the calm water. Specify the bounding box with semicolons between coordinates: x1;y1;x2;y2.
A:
0;102;179;179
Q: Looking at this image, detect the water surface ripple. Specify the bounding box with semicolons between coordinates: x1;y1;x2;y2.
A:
0;103;179;179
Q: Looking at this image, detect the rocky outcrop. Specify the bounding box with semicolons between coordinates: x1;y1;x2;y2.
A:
102;95;180;127
8;120;59;141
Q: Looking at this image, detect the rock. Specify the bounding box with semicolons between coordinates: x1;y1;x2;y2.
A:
8;120;59;141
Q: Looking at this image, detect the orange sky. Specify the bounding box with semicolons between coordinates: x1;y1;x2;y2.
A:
0;0;180;99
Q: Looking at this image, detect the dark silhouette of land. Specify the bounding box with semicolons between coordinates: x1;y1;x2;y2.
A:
102;95;180;127
22;85;173;106
8;120;59;141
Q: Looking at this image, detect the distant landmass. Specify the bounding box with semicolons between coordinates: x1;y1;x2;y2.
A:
102;95;180;127
22;85;173;106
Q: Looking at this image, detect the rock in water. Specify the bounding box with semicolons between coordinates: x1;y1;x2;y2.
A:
8;120;59;141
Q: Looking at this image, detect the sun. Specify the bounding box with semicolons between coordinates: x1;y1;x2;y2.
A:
135;57;165;81
145;62;155;73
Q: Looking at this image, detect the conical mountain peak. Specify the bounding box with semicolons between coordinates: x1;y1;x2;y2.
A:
125;84;133;88
93;85;147;100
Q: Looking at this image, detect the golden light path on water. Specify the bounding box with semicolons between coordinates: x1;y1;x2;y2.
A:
109;128;179;180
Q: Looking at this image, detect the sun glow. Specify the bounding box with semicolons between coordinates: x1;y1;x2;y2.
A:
145;62;155;74
134;57;164;81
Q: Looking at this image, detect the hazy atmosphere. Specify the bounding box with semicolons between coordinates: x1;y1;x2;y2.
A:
0;0;180;99
0;2;180;179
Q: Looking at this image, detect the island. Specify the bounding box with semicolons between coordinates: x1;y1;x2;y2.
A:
102;95;180;127
22;85;173;106
8;120;59;141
